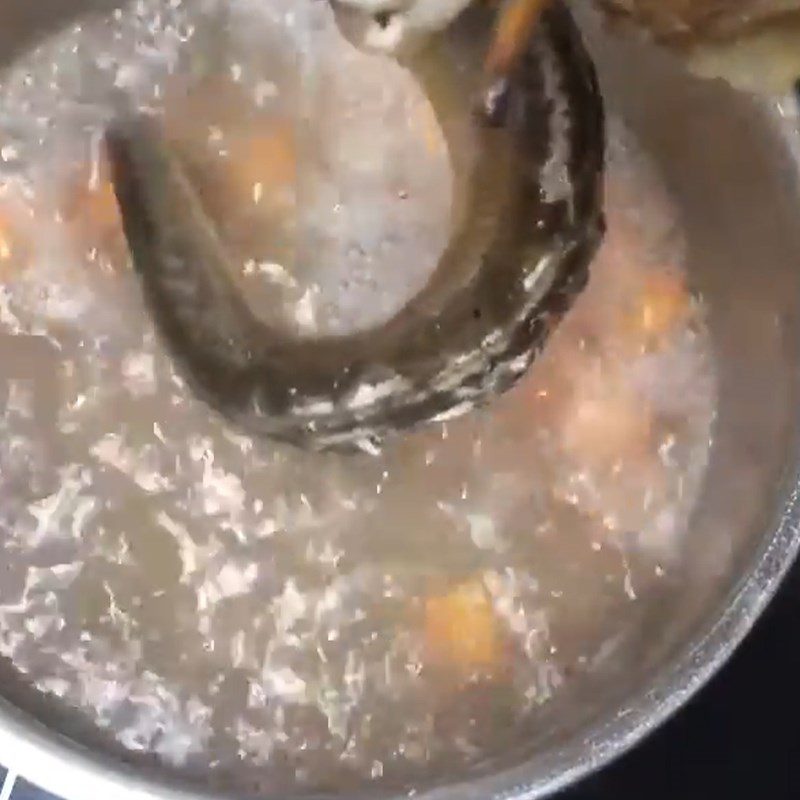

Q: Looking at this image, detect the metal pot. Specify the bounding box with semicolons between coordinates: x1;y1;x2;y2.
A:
0;2;799;799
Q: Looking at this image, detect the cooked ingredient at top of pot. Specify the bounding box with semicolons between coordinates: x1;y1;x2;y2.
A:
598;0;800;94
598;0;800;40
0;0;715;794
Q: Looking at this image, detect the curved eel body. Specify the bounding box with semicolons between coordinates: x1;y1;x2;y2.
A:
104;2;605;454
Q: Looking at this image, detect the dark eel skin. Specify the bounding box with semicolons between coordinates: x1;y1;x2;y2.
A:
104;2;605;455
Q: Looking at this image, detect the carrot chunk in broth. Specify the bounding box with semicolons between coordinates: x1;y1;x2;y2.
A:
0;199;32;280
223;123;297;210
621;271;690;348
424;580;502;677
0;210;17;270
61;150;127;272
163;77;297;214
562;375;652;466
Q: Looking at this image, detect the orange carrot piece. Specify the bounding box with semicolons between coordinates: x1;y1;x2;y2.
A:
61;150;128;271
424;579;500;675
0;197;33;280
621;271;690;348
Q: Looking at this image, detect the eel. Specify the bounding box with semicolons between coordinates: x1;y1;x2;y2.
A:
104;1;605;454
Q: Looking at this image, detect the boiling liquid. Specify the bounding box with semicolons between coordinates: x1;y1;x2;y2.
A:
0;0;715;793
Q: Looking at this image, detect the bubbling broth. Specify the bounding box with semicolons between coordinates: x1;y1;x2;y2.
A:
0;0;715;794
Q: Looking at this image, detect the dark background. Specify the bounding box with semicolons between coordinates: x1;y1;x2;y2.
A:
561;557;800;800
